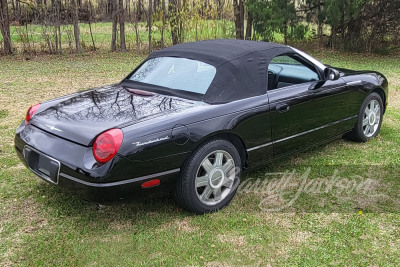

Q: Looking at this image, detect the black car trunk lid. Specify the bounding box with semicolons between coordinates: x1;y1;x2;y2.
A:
30;84;198;146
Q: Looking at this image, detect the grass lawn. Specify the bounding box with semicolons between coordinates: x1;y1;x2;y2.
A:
0;49;399;266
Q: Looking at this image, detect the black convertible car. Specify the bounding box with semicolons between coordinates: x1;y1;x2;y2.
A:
15;39;388;214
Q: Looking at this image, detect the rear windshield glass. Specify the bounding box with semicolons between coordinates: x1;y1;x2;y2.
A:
129;57;216;94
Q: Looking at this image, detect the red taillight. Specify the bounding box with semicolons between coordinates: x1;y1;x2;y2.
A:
25;103;41;125
93;128;123;164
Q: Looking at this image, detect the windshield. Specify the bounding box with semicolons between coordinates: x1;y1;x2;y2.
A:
289;46;326;71
129;57;216;94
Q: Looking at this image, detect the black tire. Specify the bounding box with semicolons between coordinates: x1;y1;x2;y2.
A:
348;92;383;142
175;139;242;214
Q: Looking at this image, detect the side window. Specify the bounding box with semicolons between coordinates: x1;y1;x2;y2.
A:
268;55;319;90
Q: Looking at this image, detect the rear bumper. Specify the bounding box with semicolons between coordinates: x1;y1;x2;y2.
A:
15;145;179;202
14;124;181;203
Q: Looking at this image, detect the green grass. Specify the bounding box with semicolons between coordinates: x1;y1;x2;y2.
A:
0;49;399;266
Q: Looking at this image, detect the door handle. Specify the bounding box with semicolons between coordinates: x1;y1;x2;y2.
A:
276;103;290;113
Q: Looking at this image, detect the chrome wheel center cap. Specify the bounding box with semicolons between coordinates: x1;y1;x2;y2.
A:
369;113;376;125
209;169;224;189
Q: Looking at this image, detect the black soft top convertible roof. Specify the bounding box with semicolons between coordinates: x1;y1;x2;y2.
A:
147;39;294;104
149;39;287;66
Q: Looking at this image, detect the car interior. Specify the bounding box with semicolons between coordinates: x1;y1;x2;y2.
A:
268;55;320;90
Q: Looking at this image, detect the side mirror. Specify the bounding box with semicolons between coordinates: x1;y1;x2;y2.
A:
309;80;326;90
325;68;340;81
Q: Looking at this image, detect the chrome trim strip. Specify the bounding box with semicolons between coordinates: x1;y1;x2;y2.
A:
247;141;274;152
23;145;61;185
268;83;347;95
59;168;181;187
247;115;357;152
346;80;362;86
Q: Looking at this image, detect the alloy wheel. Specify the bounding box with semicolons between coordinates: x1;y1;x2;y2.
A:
195;150;236;205
362;99;381;137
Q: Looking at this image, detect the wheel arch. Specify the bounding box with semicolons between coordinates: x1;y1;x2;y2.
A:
371;87;387;114
189;131;248;169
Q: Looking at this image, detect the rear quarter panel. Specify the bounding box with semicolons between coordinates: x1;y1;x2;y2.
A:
118;94;272;170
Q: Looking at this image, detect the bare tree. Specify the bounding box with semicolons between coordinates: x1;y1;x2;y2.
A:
137;0;143;21
71;0;82;52
111;0;117;51
88;0;96;51
148;0;152;52
153;0;159;12
0;0;12;54
51;0;62;53
56;0;62;52
133;0;140;52
216;0;225;19
119;0;126;51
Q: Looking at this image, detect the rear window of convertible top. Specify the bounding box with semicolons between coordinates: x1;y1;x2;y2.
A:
129;57;216;95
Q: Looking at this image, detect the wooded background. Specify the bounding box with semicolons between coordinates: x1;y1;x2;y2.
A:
0;0;399;55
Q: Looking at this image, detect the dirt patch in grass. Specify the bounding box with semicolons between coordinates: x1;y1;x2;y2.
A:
388;90;400;109
161;217;199;233
288;231;313;245
108;220;133;231
265;213;296;228
173;217;199;232
388;76;400;91
204;261;231;267
218;234;247;247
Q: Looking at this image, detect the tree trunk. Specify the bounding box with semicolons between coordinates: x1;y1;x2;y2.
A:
317;0;322;41
169;0;179;45
58;25;62;52
134;0;140;52
119;0;126;51
148;0;152;53
37;0;44;24
54;27;58;52
330;26;336;50
233;0;244;39
161;0;166;48
216;0;223;19
153;0;159;12
57;0;62;52
88;0;96;51
111;0;117;51
284;23;288;45
178;0;186;43
245;10;252;40
54;0;61;52
0;0;13;54
239;0;244;38
11;0;15;22
15;0;20;24
71;0;81;52
137;0;143;21
12;0;20;24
